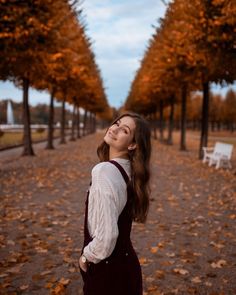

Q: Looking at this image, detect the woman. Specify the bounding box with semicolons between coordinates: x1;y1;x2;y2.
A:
79;112;151;295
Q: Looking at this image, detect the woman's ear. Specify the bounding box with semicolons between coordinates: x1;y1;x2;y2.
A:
128;143;137;151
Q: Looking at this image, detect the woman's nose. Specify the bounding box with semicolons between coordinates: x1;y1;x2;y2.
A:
110;125;118;133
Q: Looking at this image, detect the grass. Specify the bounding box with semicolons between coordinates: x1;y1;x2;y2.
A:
160;129;236;166
0;130;61;148
159;129;236;146
186;130;236;145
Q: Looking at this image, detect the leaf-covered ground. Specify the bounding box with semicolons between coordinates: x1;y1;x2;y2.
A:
0;131;235;295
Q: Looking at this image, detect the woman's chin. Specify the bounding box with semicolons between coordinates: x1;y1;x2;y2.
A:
104;135;110;145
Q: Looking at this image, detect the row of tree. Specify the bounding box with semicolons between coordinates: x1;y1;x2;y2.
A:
152;89;236;140
152;89;236;136
124;0;236;158
0;0;112;155
2;87;236;131
188;89;236;132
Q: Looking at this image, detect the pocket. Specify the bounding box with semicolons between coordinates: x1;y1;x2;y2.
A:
88;261;108;276
79;265;89;282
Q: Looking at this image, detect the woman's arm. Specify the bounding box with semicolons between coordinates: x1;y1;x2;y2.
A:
82;163;126;264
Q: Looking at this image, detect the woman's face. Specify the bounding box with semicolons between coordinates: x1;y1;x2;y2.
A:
104;116;137;153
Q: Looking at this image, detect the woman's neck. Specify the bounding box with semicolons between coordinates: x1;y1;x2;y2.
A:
109;149;129;160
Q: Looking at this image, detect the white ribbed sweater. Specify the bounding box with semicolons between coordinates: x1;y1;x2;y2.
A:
83;158;131;264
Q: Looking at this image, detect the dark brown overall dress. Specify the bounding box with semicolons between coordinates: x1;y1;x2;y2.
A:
80;160;143;295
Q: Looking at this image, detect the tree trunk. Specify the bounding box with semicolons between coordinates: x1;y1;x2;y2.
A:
22;77;35;156
83;109;88;136
70;104;76;141
227;122;230;131
60;99;66;144
89;112;93;134
180;84;187;151
93;113;97;133
153;112;158;140
46;88;55;149
198;120;201;131
167;95;175;145
211;121;215;132
176;120;180;130
77;107;81;138
199;81;209;159
230;123;234;132
159;100;164;142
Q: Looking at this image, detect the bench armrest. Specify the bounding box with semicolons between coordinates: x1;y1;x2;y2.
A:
202;147;214;152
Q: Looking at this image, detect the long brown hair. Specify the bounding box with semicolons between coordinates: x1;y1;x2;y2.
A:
97;112;151;223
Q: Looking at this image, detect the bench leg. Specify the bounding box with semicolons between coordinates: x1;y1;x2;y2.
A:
216;160;221;169
215;159;232;169
203;154;211;164
209;158;214;167
202;156;206;163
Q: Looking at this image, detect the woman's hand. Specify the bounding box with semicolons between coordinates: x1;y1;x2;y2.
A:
79;255;88;272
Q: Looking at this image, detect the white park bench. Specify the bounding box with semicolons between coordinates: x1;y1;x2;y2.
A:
202;142;233;169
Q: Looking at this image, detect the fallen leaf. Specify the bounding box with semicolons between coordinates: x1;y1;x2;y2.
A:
211;259;227;268
35;246;48;253
63;257;73;264
155;270;165;279
51;283;66;295
210;241;225;249
41;270;52;276
59;278;70;286
150;247;159;254
7;240;15;246
45;282;54;289
191;276;202;283
7;264;23;274
146;276;155;283
166;252;175;257
20;284;29;290
147;286;158;292
229;214;236;219
173;268;189;275
139;257;148;265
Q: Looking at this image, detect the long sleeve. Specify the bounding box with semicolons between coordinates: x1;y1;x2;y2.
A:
83;160;130;264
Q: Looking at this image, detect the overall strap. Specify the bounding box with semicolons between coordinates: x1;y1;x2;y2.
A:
109;160;130;184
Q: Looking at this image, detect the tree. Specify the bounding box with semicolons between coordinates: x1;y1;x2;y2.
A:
124;0;236;159
0;0;67;155
223;89;236;132
0;0;111;155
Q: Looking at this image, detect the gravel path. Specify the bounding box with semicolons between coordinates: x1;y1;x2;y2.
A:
0;131;235;295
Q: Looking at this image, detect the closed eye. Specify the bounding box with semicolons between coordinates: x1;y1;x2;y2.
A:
122;127;128;134
113;120;130;134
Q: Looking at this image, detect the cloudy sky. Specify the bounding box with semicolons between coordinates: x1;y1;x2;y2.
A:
0;0;235;109
81;0;167;108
